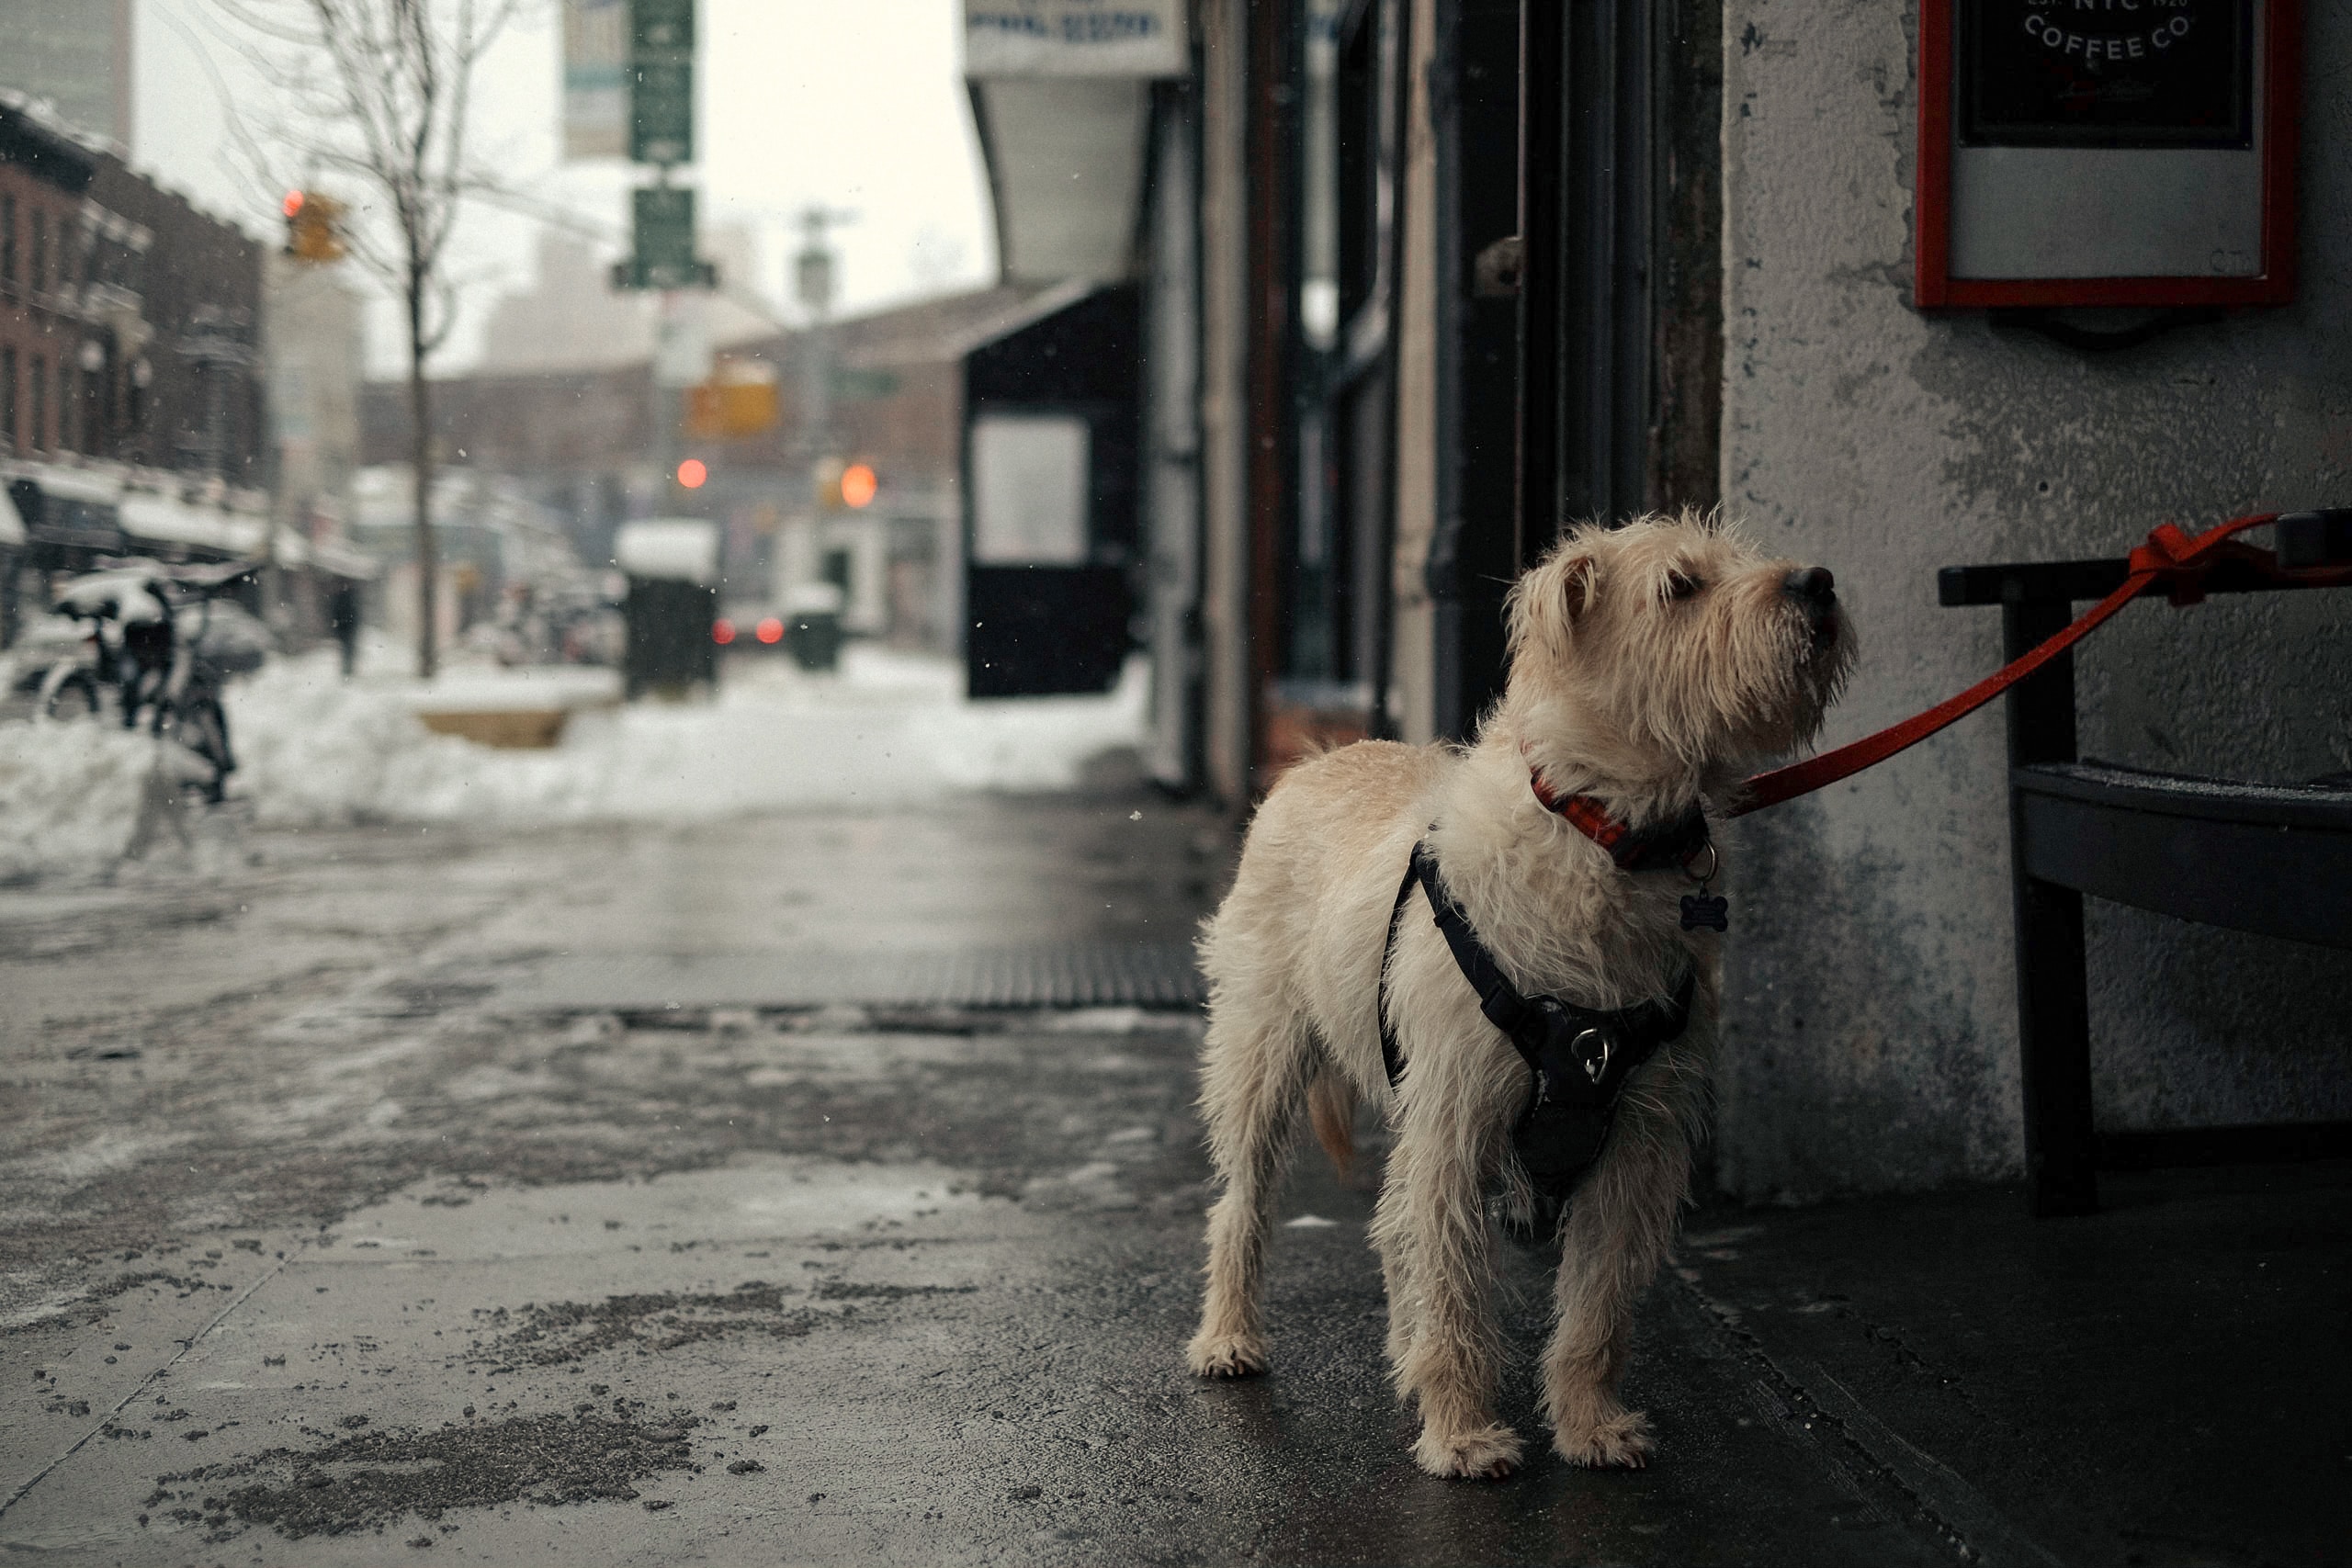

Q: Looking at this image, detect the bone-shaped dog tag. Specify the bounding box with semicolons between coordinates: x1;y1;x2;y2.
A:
1680;893;1729;932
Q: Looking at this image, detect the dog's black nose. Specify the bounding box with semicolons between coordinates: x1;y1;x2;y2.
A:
1783;567;1837;606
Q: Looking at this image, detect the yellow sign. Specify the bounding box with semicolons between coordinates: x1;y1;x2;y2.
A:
684;359;779;440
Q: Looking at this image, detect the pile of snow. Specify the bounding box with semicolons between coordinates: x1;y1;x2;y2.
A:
0;645;1150;880
0;722;156;881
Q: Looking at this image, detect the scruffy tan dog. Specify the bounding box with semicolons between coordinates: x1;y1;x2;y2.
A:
1186;512;1852;1479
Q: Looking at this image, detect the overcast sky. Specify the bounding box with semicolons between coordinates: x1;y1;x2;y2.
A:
132;0;998;377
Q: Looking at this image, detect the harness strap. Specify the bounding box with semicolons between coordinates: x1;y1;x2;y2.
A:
1377;852;1421;1088
1377;840;1695;1099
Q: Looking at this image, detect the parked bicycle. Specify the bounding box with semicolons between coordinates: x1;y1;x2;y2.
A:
31;559;267;804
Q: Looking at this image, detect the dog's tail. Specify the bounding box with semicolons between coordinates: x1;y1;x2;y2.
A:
1306;1068;1357;1178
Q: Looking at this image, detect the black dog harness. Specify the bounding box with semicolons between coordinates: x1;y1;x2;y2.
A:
1377;841;1697;1197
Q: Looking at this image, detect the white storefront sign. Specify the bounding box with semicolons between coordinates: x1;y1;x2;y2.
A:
971;414;1091;565
964;0;1188;78
562;0;628;161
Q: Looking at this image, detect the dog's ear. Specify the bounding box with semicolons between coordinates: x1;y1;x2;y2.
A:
1558;554;1596;625
1506;546;1598;660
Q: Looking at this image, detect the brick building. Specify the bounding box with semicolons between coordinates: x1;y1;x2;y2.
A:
1;92;273;642
85;149;265;480
0;94;111;461
1;94;264;481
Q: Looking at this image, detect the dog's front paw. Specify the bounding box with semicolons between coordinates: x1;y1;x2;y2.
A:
1413;1422;1524;1481
1186;1330;1270;1378
1554;1409;1654;1469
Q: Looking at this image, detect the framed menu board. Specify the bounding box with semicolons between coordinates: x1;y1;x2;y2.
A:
1917;0;2299;308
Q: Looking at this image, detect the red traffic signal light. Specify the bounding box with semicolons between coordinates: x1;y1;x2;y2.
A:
676;458;708;490
282;189;345;263
840;462;876;509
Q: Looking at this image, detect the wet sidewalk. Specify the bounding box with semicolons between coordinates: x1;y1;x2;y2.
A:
0;790;2344;1564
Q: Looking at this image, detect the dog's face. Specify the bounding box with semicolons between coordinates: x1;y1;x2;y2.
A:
1504;512;1855;784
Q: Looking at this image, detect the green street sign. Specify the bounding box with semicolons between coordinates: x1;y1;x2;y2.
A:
831;367;903;401
630;51;692;164
631;0;693;49
611;185;716;290
635;186;695;269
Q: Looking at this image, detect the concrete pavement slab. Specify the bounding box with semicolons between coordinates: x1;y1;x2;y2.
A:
1671;1166;2352;1568
3;1142;1973;1566
7;801;2342;1563
1;1243;292;1517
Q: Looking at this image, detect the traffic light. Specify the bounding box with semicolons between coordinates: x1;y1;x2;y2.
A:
282;190;346;264
840;462;877;509
815;457;878;512
630;0;695;165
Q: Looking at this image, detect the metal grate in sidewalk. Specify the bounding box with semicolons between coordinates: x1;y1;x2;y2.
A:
497;942;1204;1012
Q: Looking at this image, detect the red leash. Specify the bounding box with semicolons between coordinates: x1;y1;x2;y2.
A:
1731;513;2341;817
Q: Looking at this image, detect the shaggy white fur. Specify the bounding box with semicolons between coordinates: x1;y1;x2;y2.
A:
1186;511;1854;1480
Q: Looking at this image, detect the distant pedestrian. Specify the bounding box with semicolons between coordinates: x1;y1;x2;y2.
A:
328;580;361;679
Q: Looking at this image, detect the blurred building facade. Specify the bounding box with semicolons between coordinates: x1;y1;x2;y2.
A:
956;0;2352;1200
360;281;1074;656
263;253;363;530
0;91;290;644
0;94;266;483
0;0;133;147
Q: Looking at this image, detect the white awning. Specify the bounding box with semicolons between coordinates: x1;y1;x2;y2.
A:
307;536;379;580
971;77;1151;283
119;494;266;556
26;467;123;505
963;0;1183;286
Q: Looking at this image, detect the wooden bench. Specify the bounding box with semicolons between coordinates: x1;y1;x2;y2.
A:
1939;511;2352;1216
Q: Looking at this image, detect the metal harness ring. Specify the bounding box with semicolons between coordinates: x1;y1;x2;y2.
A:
1570;1027;1614;1085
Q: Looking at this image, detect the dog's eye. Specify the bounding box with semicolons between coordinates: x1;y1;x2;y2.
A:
1666;570;1702;602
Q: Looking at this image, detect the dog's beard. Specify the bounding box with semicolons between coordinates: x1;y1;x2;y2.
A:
1636;601;1851;772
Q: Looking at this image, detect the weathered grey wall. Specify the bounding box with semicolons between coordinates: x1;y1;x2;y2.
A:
1714;1;2352;1200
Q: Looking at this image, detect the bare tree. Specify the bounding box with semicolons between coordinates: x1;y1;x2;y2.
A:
217;0;526;679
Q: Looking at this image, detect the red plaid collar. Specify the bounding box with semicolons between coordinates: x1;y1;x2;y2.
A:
1529;771;1712;872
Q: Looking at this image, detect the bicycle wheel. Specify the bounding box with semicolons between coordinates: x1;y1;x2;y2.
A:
40;668;104;721
165;696;234;804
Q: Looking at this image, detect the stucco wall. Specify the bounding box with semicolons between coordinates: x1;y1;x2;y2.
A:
1715;0;2352;1200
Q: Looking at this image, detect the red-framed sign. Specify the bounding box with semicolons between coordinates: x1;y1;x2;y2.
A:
1917;0;2301;310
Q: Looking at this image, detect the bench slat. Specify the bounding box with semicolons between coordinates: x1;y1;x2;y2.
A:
2014;763;2352;950
2100;1122;2352;1171
1938;553;2346;607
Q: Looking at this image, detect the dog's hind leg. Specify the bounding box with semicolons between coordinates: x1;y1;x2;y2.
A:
1539;1052;1702;1469
1373;1061;1525;1480
1186;1004;1315;1379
